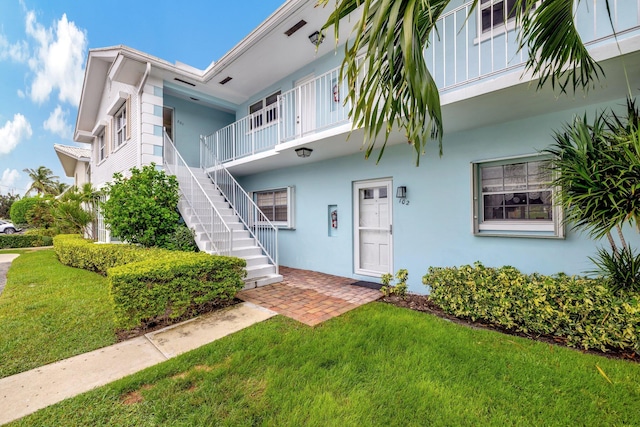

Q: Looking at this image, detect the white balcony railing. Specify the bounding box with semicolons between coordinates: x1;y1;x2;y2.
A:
204;0;640;164
201;136;279;270
427;0;640;91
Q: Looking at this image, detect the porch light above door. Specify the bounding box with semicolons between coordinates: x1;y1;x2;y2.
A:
295;147;313;158
308;31;324;46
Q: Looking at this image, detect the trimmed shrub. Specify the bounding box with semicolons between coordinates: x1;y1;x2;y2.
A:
53;234;247;331
53;234;165;274
109;253;245;330
423;262;640;355
9;197;39;226
0;234;53;249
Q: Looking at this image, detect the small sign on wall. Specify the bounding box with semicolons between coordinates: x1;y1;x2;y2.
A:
328;204;338;237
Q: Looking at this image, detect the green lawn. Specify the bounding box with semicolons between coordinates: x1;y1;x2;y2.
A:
0;250;116;378
11;303;640;426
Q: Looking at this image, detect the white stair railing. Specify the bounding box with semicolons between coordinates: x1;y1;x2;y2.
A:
201;135;278;271
164;131;232;255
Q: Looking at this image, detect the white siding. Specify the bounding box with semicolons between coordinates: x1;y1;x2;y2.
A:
91;80;139;187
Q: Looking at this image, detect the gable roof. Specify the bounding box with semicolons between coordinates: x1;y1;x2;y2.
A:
54;144;91;178
74;0;359;143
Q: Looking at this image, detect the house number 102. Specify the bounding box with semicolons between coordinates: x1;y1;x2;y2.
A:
399;199;410;205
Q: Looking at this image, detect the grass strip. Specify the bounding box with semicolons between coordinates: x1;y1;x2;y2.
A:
12;303;640;426
0;250;116;378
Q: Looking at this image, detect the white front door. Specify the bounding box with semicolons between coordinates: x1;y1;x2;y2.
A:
354;179;393;276
295;74;315;138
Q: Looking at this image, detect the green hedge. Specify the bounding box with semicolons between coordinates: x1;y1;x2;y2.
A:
423;262;640;356
53;234;164;274
54;234;246;331
0;234;53;249
109;253;245;330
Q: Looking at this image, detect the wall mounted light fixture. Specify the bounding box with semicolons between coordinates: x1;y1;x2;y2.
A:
396;186;407;199
308;31;324;46
295;147;313;158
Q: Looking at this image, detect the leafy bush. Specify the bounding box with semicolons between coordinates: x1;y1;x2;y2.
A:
101;164;180;248
590;246;640;294
163;224;198;252
0;234;53;249
109;253;245;330
25;196;56;230
24;227;59;237
381;269;408;298
10;197;39;226
423;262;640;355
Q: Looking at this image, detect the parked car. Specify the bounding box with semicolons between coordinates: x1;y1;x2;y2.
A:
0;220;19;234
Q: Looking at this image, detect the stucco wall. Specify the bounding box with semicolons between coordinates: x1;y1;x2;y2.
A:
164;94;235;167
237;96;640;293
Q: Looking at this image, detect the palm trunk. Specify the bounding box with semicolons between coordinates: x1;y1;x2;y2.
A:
616;224;627;248
606;231;618;256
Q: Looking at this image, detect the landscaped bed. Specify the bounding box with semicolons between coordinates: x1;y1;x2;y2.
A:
9;303;640;426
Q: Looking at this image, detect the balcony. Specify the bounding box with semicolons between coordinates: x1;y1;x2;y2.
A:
204;0;640;166
427;0;640;92
203;66;351;166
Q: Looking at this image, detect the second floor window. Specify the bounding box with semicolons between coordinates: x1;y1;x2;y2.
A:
480;0;524;33
249;91;280;130
97;131;106;162
114;104;127;148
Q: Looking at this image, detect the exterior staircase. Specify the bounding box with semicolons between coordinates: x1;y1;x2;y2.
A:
182;167;282;289
164;133;282;289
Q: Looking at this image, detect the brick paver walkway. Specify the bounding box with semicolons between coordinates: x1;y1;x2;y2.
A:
237;266;381;326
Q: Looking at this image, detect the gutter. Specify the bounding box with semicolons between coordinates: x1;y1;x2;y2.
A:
136;62;151;168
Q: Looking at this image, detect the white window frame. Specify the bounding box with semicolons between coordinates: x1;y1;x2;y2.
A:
471;154;564;238
253;186;294;229
97;131;106;163
114;103;127;149
249;91;280;131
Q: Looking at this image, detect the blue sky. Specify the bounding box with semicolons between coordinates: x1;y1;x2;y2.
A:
0;0;283;195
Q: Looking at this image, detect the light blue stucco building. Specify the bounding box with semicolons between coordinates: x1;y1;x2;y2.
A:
72;0;640;292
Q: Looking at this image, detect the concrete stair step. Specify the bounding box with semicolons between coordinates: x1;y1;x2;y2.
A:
243;273;283;290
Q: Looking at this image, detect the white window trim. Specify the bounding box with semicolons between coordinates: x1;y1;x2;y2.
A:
114;103;127;150
97;131;106;163
471;154;564;238
253;186;295;229
248;91;280;132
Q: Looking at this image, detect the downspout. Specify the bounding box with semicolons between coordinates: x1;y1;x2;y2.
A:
136;62;151;168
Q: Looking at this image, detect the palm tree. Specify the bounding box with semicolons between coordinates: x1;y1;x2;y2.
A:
320;0;606;165
52;181;70;196
23;166;59;195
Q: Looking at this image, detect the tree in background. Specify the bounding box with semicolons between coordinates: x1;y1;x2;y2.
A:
0;193;19;219
23;166;60;195
9;197;40;227
54;184;100;238
320;0;605;164
101;164;180;248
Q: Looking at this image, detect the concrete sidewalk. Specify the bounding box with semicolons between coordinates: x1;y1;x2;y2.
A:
0;302;277;425
0;253;20;296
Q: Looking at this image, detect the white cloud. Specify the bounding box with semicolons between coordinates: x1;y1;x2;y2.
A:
17;89;25;98
0;34;29;62
43;105;72;139
0;169;20;191
0;114;32;155
25;11;87;106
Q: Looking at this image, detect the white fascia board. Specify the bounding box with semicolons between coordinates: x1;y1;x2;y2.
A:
202;0;310;81
91;120;108;136
74;130;93;144
106;91;130;116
